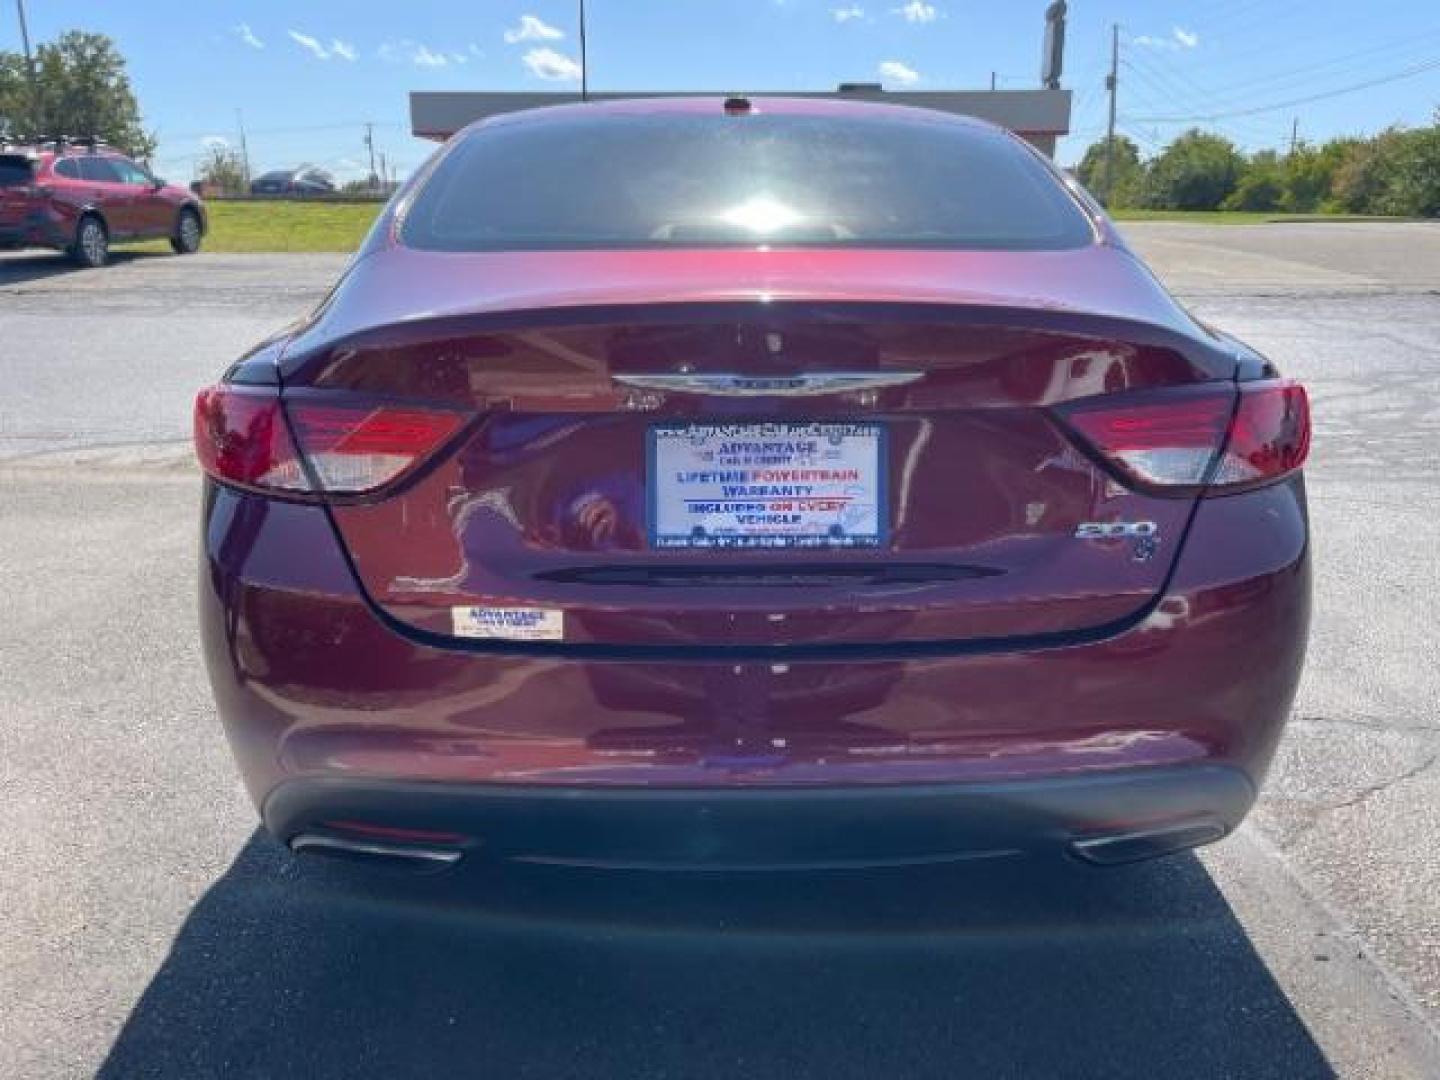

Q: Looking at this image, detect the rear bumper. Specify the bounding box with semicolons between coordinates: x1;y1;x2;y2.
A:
0;211;67;249
201;476;1310;860
266;764;1254;869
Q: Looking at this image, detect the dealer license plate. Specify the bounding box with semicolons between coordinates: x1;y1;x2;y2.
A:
648;422;887;550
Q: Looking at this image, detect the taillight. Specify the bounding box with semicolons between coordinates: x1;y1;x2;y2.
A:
1057;380;1309;496
1212;381;1310;488
286;403;464;492
193;385;309;494
193;384;465;497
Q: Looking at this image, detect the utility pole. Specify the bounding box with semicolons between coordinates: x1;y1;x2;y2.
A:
1289;117;1299;156
363;122;377;189
15;0;42;135
236;108;252;187
990;71;997;91
579;0;589;101
1103;23;1119;207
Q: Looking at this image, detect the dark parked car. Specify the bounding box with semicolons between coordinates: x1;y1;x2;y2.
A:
0;142;205;266
249;165;336;197
195;97;1310;873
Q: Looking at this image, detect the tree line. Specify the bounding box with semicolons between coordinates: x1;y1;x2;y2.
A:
6;26;1438;218
0;30;153;157
1074;118;1440;217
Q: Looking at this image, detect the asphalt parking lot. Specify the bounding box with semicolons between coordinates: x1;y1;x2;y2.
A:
3;222;1439;1078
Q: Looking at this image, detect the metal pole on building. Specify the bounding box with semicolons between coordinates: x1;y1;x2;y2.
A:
1103;23;1119;207
1041;1;1067;90
15;0;42;135
579;0;589;101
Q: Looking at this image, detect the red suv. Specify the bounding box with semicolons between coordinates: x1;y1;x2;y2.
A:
0;141;206;267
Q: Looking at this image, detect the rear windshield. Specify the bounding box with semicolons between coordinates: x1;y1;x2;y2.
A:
0;155;36;188
401;111;1095;252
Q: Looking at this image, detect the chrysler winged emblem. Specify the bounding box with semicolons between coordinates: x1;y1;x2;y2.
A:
611;372;922;397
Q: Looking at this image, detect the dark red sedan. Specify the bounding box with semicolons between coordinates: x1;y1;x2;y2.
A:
195;97;1310;872
0;141;205;266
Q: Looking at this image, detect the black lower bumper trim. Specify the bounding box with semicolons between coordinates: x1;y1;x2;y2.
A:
263;765;1255;871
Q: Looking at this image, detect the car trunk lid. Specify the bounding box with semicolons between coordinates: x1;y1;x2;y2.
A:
279;250;1236;652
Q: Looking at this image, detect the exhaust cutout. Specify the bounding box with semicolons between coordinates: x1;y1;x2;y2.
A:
1070;821;1225;866
289;833;463;873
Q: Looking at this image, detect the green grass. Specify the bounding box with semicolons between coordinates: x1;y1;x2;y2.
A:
1111;209;1399;225
112;200;1405;256
120;199;382;254
198;200;382;252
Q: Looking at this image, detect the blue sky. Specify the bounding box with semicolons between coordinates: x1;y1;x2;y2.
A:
4;0;1438;180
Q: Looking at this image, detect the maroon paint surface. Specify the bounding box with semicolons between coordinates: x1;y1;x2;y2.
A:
199;98;1308;838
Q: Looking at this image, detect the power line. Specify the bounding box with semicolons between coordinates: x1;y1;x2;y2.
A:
1122;42;1305;143
1182;0;1419;72
1201;0;1313;42
1130;55;1440;122
1067;51;1107;122
158;120;408;143
1120;56;1288;145
1127;24;1440;117
1118;124;1164;152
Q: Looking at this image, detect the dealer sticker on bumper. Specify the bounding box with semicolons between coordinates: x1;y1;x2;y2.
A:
451;606;565;641
649;421;886;549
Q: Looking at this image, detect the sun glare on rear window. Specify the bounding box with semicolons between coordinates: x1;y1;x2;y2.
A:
400;112;1095;252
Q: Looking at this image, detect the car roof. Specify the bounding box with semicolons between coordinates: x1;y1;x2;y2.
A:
471;95;1002;135
5;147;128;164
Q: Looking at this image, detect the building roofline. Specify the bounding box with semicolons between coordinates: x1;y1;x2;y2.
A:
410;89;1073;145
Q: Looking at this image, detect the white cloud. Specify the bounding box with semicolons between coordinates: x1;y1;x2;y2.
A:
893;1;938;23
449;52;469;65
232;23;264;50
831;5;865;21
878;59;920;85
331;39;357;62
522;46;583;81
1134;27;1200;51
412;44;449;68
505;14;564;44
288;30;330;60
379;39;450;67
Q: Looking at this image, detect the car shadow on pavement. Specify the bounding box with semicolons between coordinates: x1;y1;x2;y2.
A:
0;249;165;285
97;830;1334;1080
